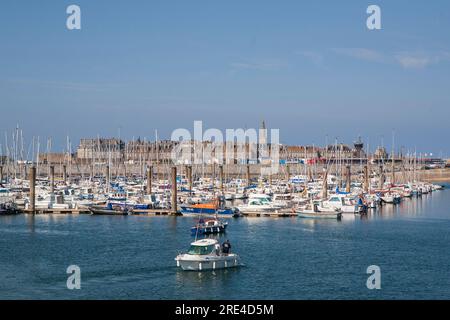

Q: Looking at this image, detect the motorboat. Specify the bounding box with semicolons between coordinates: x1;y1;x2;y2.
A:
296;199;342;219
381;193;401;204
249;193;286;209
234;192;247;200
297;209;341;219
107;199;151;210
380;195;394;203
236;198;277;214
138;194;161;209
191;218;228;235
365;194;381;209
224;193;235;201
272;193;293;208
0;187;12;199
175;239;240;271
29;193;74;209
322;194;367;214
0;202;19;215
89;202;131;215
180;200;235;217
292;194;309;206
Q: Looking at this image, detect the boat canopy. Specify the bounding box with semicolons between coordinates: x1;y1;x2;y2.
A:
187;239;218;255
191;201;218;209
190;239;218;246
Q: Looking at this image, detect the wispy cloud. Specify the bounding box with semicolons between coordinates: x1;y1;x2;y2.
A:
332;48;384;63
229;59;286;71
331;48;450;69
296;51;324;66
3;78;124;92
395;55;433;69
393;51;450;69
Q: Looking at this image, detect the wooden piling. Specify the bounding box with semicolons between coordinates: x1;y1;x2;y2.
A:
246;165;251;187
379;165;385;188
308;166;313;181
187;165;193;195
391;159;395;185
0;165;3;183
345;165;351;193
212;163;216;189
322;169;328;199
147;166;153;195
219;165;224;193
50;165;55;194
29;166;36;214
286;164;290;182
363;165;369;193
171;166;177;214
106;165;110;193
63;164;67;184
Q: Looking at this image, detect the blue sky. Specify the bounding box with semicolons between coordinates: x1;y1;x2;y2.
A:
0;0;449;157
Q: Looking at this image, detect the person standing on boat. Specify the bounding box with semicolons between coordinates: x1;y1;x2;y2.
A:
222;240;231;255
215;243;221;256
355;194;364;213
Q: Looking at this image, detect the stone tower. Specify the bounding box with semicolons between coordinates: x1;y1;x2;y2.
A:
258;120;267;162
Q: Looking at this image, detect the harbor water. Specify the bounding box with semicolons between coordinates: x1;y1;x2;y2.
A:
1;187;449;299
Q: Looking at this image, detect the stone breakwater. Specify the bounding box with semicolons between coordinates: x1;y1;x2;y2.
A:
420;168;450;182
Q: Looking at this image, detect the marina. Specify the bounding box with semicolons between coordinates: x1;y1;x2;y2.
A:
1;129;448;221
1;186;449;299
0;147;448;221
1;132;449;298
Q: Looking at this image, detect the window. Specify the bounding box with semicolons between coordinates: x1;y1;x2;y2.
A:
188;245;214;255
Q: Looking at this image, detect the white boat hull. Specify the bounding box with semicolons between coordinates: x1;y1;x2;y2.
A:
381;196;394;203
175;253;240;271
297;209;341;219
